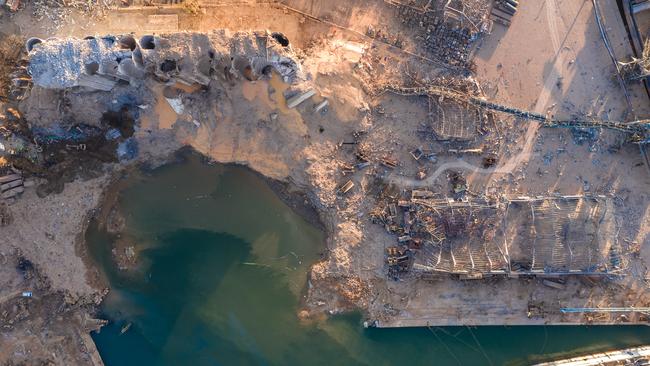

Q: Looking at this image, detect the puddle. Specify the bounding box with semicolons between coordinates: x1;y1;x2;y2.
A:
268;71;290;113
241;70;298;115
140;83;179;130
87;153;650;366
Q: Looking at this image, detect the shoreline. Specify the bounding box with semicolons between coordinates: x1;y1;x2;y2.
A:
82;146;336;320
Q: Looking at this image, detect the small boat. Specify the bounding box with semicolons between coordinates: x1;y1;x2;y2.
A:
120;322;132;335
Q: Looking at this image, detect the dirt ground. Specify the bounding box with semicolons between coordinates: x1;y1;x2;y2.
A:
0;0;649;364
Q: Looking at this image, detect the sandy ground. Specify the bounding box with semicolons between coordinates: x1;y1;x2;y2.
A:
0;0;649;364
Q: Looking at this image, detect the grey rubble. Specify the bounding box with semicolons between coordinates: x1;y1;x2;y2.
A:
27;30;301;90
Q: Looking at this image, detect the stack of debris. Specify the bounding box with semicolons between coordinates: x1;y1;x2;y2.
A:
8;58;32;101
27;31;301;92
619;38;650;81
381;0;491;67
397;5;475;66
3;0;21;12
490;0;519;27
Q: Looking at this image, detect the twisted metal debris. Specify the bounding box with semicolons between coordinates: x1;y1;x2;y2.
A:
383;85;650;139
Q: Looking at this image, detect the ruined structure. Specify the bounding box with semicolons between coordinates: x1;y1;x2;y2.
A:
27;31;301;90
2;2;650;363
380;194;620;279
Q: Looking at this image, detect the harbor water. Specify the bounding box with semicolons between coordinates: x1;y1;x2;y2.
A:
88;153;650;366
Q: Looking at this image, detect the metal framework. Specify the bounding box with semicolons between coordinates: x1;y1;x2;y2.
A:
408;195;623;277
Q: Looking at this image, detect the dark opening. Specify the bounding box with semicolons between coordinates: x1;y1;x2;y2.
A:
271;32;290;47
482;155;498;168
16;257;34;275
101;107;135;138
25;37;42;53
262;65;274;76
208;50;215;59
83;36;96;40
101;36;116;46
242;65;255;81
160;59;177;73
85;62;100;75
140;35;156;50
119;35;137;51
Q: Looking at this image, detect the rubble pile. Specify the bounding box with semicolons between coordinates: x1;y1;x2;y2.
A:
376;192;620;281
394;0;490;66
31;0;117;32
27;30;301;90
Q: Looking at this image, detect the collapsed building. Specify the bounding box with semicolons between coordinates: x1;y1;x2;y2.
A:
378;193;620;280
26;30;300;91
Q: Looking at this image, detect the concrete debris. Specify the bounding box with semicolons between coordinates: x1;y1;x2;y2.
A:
2;186;24;199
377;194;617;280
391;0;490;66
163;86;185;115
78;74;118;91
287;89;316;109
0;174;21;184
314;99;329;113
117;138;138;161
27;31;302;90
5;0;19;12
105;128;122;140
338;179;355;194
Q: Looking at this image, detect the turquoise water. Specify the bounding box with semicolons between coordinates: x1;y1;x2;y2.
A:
88;153;650;366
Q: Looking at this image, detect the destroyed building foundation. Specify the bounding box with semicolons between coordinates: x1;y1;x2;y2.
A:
27;30;301;91
380;194;621;280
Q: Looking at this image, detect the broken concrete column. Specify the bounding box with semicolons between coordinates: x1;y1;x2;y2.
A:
139;35;156;50
132;47;145;68
117;59;145;81
118;35;137;51
287;89;316;108
25;37;42;53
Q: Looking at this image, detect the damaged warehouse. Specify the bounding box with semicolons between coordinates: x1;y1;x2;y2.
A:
379;194;620;279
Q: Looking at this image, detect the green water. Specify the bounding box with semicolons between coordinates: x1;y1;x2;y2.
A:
88;153;650;366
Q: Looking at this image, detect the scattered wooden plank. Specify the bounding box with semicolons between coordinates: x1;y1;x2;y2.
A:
0;174;21;184
1;179;23;191
1;186;24;199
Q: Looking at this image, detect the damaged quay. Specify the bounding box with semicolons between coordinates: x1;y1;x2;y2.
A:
1;0;650;364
